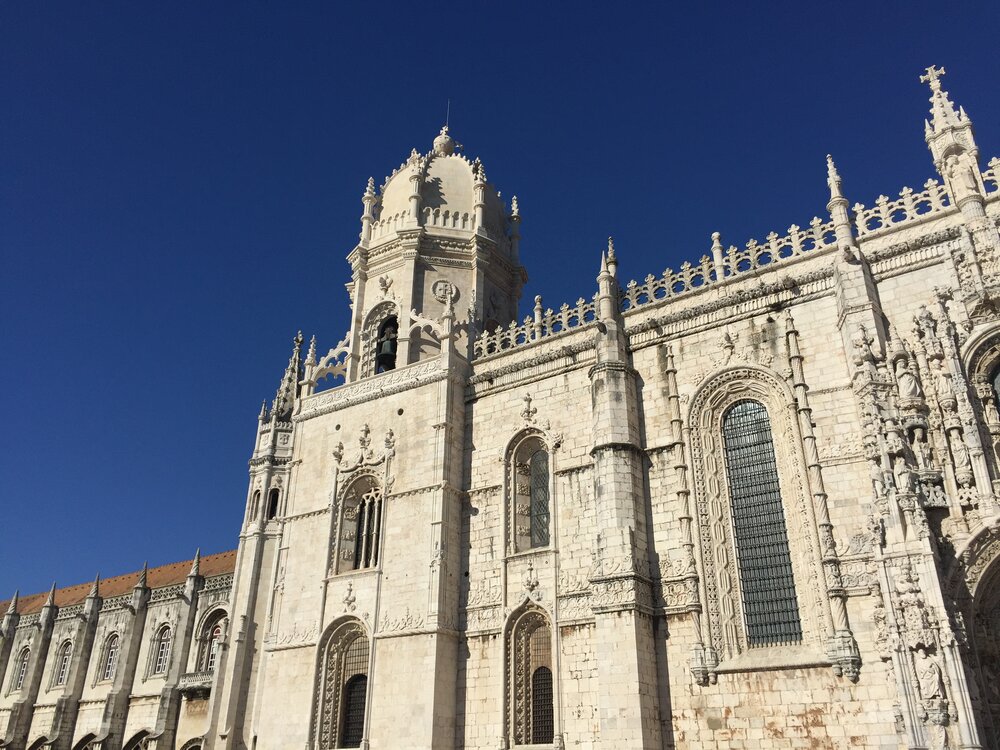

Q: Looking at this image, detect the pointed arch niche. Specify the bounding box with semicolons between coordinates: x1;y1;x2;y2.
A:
504;603;558;747
503;428;558;556
687;366;834;668
360;301;400;378
311;617;371;750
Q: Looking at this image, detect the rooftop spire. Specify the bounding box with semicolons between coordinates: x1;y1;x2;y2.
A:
44;581;57;607
88;574;100;599
189;548;201;577
826;154;843;200
136;561;148;590
921;64;963;133
271;331;304;421
6;590;18;615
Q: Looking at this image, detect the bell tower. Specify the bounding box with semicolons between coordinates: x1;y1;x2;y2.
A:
342;126;526;380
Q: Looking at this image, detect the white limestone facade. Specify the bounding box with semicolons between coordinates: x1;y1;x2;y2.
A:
3;66;1000;750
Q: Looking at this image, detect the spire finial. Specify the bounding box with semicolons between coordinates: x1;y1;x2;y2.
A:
6;590;18;615
136;561;148;590
606;237;618;277
920;64;946;92
510;195;519;218
88;574;100;598
45;581;57;607
305;335;317;366
190;548;201;577
271;331;305;421
826;154;843;200
364;176;376;197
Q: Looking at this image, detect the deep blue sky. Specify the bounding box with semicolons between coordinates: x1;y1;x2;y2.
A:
2;3;998;596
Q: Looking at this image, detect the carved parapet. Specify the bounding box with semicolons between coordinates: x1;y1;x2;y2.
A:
179;670;213;700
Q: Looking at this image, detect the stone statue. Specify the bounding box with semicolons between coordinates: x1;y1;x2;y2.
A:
915;647;945;700
895;360;923;399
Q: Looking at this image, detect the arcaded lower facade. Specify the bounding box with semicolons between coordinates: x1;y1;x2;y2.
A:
3;66;1000;750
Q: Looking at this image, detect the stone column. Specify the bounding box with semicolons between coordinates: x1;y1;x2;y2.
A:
586;246;661;749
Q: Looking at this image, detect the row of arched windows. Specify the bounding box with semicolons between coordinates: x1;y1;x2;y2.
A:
249;488;281;523
5;610;227;694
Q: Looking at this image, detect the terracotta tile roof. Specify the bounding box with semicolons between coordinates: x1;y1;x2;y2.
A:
0;550;237;616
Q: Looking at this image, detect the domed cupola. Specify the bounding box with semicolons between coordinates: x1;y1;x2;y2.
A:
366;126;514;252
343;127;527;380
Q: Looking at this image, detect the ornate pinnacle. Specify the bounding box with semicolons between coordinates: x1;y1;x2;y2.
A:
364;177;376;198
826;154;844;200
136;561;148;590
607;236;616;262
88;574;100;599
6;590;18;615
510;195;519;218
305;335;317;367
271;331;305;420
189;548;201;578
44;581;57;607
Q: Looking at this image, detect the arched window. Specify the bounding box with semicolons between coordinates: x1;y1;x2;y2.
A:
360;303;399;378
152;625;172;675
266;488;280;521
374;316;399;374
101;634;120;681
314;620;370;749
336;475;383;573
55;641;73;686
198;611;226;673
506;608;554;746
721;399;802;646
509;434;550;553
249;489;261;520
11;648;29;691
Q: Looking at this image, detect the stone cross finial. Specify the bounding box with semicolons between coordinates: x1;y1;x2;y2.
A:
920;65;946;91
521;393;537;422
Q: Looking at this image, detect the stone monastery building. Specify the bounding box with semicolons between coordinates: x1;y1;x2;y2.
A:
4;67;1000;750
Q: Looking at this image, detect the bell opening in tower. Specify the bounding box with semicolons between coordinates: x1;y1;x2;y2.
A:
375;316;399;373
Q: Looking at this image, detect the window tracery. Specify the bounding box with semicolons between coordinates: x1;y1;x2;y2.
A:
335;475;383;573
312;619;370;749
54;641;72;686
11;647;29;691
506;432;552;554
197;611;227;673
152;625;172;675
100;634;119;682
688;368;829;667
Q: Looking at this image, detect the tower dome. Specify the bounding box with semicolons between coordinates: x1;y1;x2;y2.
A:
368;128;512;247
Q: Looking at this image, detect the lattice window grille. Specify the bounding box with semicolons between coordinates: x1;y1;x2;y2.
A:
721;399;803;646
529;450;550;548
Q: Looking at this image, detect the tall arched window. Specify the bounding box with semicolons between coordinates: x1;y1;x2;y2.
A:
505;607;554;746
360;303;399;377
152;625;172;675
249;489;261;521
509;434;550;553
55;641;72;686
11;648;29;691
198;611;226;673
314;620;370;749
101;634;120;681
266;488;280;521
336;475;383;573
721;399;802;646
